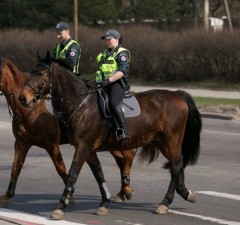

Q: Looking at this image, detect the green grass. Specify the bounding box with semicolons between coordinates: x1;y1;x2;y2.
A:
193;97;240;106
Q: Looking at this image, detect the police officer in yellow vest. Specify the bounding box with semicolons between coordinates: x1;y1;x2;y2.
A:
53;22;81;75
96;29;131;141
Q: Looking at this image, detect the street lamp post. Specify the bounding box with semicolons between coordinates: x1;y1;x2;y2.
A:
73;0;78;41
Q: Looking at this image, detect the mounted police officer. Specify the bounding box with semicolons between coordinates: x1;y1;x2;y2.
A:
53;21;81;75
96;29;131;141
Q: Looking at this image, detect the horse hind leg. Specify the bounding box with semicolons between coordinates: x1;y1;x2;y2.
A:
111;149;136;203
155;154;183;214
176;169;196;203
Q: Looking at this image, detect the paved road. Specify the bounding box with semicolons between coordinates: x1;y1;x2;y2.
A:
0;95;240;225
0;118;240;225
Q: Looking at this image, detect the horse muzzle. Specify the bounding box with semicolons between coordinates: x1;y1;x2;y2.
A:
19;92;39;107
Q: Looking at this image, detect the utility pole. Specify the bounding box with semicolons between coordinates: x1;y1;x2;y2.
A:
204;0;209;31
73;0;78;41
223;0;233;33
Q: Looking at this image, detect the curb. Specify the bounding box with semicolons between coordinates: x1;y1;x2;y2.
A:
200;112;233;120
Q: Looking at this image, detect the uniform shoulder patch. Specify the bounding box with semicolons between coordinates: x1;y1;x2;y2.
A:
120;55;127;62
70;50;76;56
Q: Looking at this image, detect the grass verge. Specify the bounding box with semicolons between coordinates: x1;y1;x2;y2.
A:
193;97;240;106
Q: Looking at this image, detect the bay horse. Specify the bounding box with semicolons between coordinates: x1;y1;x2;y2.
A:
0;58;136;214
19;51;202;219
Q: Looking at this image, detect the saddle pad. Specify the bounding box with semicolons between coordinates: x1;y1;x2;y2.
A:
121;96;141;118
44;95;60;118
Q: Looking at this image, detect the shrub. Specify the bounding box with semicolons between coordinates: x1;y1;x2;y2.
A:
1;25;240;83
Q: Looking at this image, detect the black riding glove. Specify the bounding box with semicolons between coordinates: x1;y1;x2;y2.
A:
86;80;100;89
101;79;111;88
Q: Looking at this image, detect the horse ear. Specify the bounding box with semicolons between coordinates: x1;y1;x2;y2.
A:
46;50;50;59
37;50;42;62
46;50;52;62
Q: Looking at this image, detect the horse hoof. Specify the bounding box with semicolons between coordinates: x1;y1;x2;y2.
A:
113;194;125;203
50;209;64;220
125;190;134;200
155;205;169;214
96;207;109;215
187;190;196;203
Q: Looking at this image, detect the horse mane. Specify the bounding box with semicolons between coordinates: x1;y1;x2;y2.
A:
52;61;87;89
4;59;28;83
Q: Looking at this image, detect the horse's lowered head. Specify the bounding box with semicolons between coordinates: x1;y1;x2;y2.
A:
19;51;53;107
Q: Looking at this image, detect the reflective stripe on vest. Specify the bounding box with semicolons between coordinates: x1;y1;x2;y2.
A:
96;47;130;82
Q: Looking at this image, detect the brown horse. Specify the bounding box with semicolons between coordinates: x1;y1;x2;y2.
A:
0;58;136;213
19;52;202;219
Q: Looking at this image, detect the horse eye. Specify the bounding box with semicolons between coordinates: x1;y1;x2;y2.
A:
38;71;45;76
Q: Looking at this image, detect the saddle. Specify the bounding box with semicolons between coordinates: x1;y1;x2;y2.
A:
97;89;141;119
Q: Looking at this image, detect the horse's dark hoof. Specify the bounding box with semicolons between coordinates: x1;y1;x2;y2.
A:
96;206;109;215
155;205;169;214
50;209;64;220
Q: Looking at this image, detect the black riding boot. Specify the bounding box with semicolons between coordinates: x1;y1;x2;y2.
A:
112;106;129;141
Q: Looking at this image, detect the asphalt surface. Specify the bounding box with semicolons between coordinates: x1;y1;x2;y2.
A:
0;86;240;225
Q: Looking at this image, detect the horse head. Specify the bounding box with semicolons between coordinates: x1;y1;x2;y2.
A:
19;51;53;107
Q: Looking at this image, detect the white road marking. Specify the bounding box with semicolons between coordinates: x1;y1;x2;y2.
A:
0;208;87;225
170;209;240;225
169;191;240;225
197;191;240;201
204;129;240;136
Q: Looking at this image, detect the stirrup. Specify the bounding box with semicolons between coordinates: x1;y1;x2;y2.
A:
116;128;129;141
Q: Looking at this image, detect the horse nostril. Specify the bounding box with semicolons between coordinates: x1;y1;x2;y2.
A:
35;94;40;100
19;95;26;105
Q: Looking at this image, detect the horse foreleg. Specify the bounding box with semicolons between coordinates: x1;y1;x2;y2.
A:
110;149;136;203
86;152;111;215
51;143;90;220
45;144;75;205
0;139;31;208
176;169;196;203
155;156;183;214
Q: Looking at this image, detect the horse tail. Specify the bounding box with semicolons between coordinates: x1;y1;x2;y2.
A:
138;145;160;165
176;90;202;168
138;90;202;167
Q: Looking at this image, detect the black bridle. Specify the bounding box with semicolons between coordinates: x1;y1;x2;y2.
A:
29;61;94;126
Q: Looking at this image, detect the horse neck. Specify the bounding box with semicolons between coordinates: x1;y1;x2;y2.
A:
52;65;88;102
50;65;89;119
